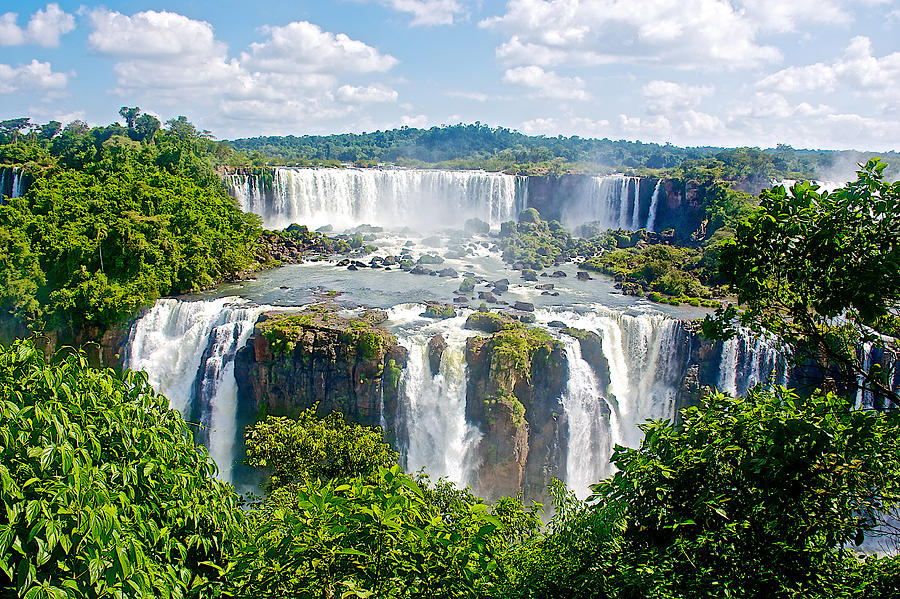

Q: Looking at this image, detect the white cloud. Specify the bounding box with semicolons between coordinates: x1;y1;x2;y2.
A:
337;84;399;103
379;0;467;26
445;90;490;102
84;9;403;134
520;115;610;136
400;114;429;127
758;36;900;98
87;9;223;59
502;65;589;100
0;59;69;94
481;0;783;70
642;80;714;114
241;21;397;74
0;3;75;47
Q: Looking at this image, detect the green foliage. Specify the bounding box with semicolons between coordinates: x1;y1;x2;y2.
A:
584;243;720;302
0;113;262;338
0;339;241;599
707;159;900;403
229;466;505;598
503;387;900;598
245;406;398;492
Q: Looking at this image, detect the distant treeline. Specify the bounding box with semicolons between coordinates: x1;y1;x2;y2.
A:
229;122;900;180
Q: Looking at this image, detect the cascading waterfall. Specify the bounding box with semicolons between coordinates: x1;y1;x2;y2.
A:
646;180;662;232
562;175;654;232
539;307;689;497
0;167;25;202
125;297;268;482
225;167;526;231
224;173;266;215
390;306;482;487
560;337;616;497
717;332;788;397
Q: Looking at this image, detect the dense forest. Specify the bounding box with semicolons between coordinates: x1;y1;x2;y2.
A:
1;111;900;598
230;122;900;180
0;112;264;341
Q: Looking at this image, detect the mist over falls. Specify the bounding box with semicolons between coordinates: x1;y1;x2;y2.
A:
224;167;665;233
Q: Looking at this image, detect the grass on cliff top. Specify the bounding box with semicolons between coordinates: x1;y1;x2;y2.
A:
466;310;559;376
258;306;393;358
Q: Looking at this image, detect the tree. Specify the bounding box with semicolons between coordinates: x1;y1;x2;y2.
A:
503;388;900;599
118;106;141;129
132;113;160;141
0;339;242;598
0;118;31;144
705;159;900;405
62;120;90;136
245;405;399;491
38;121;62;140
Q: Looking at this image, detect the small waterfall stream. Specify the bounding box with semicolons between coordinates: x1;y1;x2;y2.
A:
125;298;268;482
389;306;482;487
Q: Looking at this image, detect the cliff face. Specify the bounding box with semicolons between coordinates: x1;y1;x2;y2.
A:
463;314;568;503
235;307;407;431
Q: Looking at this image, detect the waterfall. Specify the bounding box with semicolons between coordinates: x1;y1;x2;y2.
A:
630;179;642;231
539;307;689;497
646;180;662;232
562;174;649;232
125;298;268;482
717;331;787;397
0;167;25;202
224;173;266;215
225;167;526;231
560;337;616;498
390;307;482;487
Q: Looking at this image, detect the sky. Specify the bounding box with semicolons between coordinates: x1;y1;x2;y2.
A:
1;0;899;150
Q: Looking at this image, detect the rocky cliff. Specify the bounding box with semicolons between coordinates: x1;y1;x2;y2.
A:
235;306;407;432
463;312;568;503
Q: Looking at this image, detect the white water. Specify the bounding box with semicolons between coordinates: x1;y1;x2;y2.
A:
389;305;482;487
646;180;662;232
225;167;526;231
717;333;787;397
560;337;616;497
562;175;658;232
0;167;24;201
225;173;266;215
125;298;268;482
537;307;687;497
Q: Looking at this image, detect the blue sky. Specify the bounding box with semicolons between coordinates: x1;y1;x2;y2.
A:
1;1;899;150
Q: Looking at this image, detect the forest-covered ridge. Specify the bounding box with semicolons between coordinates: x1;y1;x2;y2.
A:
229;122;900;180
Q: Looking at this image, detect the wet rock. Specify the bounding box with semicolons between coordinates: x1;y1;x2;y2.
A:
548;320;567;328
427;334;448;376
347;264;358;271
459;277;477;293
409;265;433;275
423;302;456;319
536;283;554;290
576;271;592;281
478;291;498;303
438;268;459;278
453;297;469;304
513;301;535;312
550;270;567;278
522;269;538;282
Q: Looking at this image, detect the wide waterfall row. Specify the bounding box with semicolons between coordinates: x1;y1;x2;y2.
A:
224;167;527;231
562;176;662;232
0;167;26;202
125;298;268;483
125;298;793;497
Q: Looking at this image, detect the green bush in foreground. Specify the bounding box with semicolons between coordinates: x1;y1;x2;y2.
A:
0;339;241;599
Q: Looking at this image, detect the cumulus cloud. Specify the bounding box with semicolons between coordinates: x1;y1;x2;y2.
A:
481;0;784;70
377;0;467;26
642;80;714;114
0;3;75;47
758;36;900;99
0;59;69;94
502;65;589;100
337;84;399;103
83;9;402;134
241;21;397;74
